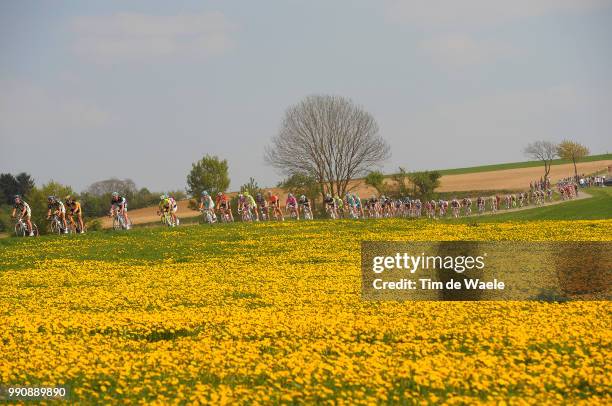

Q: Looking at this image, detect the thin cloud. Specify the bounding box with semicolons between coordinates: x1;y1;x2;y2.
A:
72;12;236;63
384;0;612;27
419;34;519;67
0;80;111;135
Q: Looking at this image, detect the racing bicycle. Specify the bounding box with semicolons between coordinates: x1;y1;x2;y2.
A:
14;217;39;237
112;210;131;230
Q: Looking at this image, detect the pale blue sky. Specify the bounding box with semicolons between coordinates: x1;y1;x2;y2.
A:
1;0;611;192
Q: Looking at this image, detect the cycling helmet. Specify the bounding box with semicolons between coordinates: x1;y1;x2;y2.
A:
288;193;293;198
217;192;222;196
112;192;119;197
244;191;250;196
160;194;167;200
65;195;72;201
326;193;331;198
201;191;209;196
14;195;21;201
47;195;55;202
300;195;306;200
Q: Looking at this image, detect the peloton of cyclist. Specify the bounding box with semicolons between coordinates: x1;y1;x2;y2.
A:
47;196;68;234
109;192;131;229
65;195;85;233
11;195;34;236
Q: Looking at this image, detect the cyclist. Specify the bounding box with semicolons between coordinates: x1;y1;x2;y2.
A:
334;195;344;218
477;196;485;214
345;193;356;218
244;191;259;221
353;193;364;218
11;195;34;236
414;199;422;217
109;192;130;229
285;193;299;220
167;194;179;225
255;192;268;220
215;192;233;222
267;191;284;221
368;195;379;218
65;195;85;233
462;197;472;216
298;195;312;219
158;194;174;226
47;196;68;234
381;195;393;217
236;193;249;221
324;193;337;219
199;191;216;223
438;199;448;217
451;198;460;218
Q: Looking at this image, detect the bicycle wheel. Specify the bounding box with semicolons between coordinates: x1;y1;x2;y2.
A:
14;222;25;237
113;216;121;230
66;221;75;234
50;219;61;235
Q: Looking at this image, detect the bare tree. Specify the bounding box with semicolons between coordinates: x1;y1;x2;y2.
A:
524;141;558;179
86;178;137;196
265;95;390;198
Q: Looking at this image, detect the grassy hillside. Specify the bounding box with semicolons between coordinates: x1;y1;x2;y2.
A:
433;153;611;176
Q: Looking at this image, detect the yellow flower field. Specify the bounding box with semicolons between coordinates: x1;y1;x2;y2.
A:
0;219;610;404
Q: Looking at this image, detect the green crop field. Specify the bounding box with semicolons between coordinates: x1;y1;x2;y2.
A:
433;153;611;176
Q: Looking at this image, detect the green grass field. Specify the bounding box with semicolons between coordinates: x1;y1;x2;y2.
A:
433;153;611;176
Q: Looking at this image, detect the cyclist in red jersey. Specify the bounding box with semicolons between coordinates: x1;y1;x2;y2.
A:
215;192;234;222
267;191;284;221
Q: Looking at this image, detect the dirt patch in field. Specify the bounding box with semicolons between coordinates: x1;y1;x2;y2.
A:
100;199;201;228
348;160;610;195
436;160;610;192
